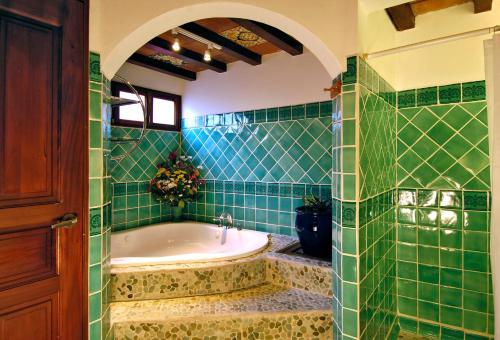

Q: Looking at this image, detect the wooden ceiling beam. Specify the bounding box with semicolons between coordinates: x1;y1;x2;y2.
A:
127;53;196;81
473;0;493;13
386;3;416;31
180;22;262;65
230;18;303;56
146;37;227;73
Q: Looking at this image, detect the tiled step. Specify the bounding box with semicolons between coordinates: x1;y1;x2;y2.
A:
111;284;333;339
111;234;332;302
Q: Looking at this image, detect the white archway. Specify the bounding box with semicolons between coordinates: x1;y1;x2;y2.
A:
99;1;348;79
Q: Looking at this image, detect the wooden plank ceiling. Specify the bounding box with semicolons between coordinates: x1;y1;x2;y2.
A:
386;0;493;31
129;18;303;81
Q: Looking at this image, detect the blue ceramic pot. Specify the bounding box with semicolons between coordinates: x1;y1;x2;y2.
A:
295;206;332;259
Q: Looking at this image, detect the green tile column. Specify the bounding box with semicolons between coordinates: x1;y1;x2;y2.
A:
88;52;112;340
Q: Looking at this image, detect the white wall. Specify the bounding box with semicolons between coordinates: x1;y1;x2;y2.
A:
182;50;333;117
115;62;185;95
359;1;500;90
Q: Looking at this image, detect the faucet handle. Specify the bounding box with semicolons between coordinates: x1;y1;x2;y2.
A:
213;216;223;227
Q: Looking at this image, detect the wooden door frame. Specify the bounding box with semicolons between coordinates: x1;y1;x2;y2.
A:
82;0;89;337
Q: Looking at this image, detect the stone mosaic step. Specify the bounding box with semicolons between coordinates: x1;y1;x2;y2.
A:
111;284;333;339
111;235;332;302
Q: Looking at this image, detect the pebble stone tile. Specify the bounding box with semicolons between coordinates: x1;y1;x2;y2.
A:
111;284;332;339
111;234;332;301
110;234;333;339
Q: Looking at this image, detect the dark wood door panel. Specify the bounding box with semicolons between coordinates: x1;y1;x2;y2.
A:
0;13;61;209
0;295;57;340
0;226;56;290
0;0;88;339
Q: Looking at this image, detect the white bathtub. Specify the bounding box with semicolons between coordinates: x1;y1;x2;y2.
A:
110;222;269;266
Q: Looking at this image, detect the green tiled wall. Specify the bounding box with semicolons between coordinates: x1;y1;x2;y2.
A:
110;127;180;182
397;189;493;339
111;181;178;232
182;112;333;184
109;127;181;233
180;100;334;235
397;83;488;190
183;180;330;235
358;58;398;340
88;52;112;340
395;80;493;339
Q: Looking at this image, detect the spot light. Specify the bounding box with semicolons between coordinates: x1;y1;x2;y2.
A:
172;38;181;52
204;45;212;62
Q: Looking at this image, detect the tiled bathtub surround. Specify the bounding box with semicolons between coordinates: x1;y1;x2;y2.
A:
111;179;330;235
185;180;331;235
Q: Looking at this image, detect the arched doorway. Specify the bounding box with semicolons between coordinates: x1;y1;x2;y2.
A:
97;1;349;79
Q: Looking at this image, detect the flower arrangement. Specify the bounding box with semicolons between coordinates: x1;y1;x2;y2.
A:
149;151;204;208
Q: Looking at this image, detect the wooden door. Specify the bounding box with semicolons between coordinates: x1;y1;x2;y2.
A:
0;1;88;339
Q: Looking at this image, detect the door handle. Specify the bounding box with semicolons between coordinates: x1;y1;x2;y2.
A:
51;213;78;229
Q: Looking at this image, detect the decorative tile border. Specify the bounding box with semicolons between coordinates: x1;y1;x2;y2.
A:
398;81;486;109
181;100;335;129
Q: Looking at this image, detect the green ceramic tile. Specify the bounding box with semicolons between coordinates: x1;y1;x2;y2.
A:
343;92;356;119
464;211;488;231
291;105;305;120
418;300;439;322
463;310;487;333
89;320;101;340
462;81;486;102
342;56;357;84
398;90;416;109
399;296;418;316
440;228;462;249
342;255;357;282
89;208;101;236
464;191;488;211
342;282;358;309
89;264;101;293
254;109;266;123
439;84;461;104
89;120;102;148
89;90;102;120
89;52;102;83
89;235;102;265
89;179;101;208
89;292;101;322
342;120;356;145
440;248;462;269
464;231;488;252
417;87;437;106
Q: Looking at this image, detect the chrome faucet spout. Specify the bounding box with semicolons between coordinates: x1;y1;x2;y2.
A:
213;212;233;229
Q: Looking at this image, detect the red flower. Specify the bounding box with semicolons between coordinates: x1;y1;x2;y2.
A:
169;152;177;162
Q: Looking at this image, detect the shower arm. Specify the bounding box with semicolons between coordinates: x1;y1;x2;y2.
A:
104;74;147;162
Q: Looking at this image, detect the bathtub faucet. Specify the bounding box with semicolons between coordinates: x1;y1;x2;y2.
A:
214;212;233;229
